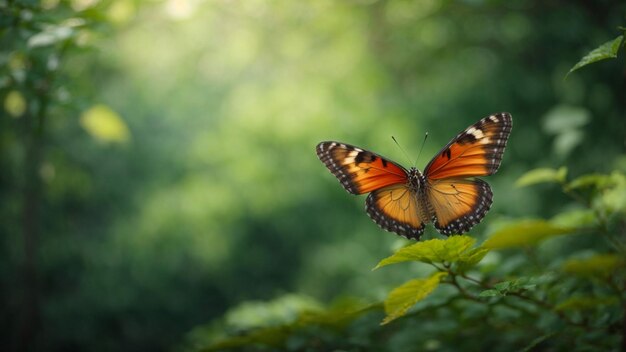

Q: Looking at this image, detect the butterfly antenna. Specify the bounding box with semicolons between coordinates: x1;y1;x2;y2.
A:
414;132;429;166
391;136;414;167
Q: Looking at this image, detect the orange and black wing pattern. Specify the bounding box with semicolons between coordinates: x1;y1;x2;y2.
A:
365;184;427;240
316;113;512;239
424;113;512;180
426;178;493;235
316;142;408;195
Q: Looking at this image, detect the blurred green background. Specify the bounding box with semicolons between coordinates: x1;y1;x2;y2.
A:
1;0;625;351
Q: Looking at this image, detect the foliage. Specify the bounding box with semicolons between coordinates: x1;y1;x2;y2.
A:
567;33;624;77
515;167;568;187
1;1;625;352
381;272;447;325
190;33;626;346
194;166;626;351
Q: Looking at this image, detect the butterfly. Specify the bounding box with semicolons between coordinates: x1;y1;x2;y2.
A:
316;113;512;240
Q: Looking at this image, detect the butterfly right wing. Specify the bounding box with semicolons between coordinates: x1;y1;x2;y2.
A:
426;177;493;235
424;112;512;180
316;141;409;195
366;184;427;240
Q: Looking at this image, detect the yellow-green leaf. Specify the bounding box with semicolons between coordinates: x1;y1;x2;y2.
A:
515;167;567;188
483;219;574;250
457;247;490;272
562;254;623;279
4;90;27;117
382;272;447;325
80;104;131;143
567;35;623;77
375;236;476;269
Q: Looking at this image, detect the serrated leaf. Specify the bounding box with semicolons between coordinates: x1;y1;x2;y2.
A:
478;289;502;297
375;236;476;269
382;272;447;325
484;277;537;297
483;219;574;249
494;281;512;291
562;254;623;279
515;167;567;188
567;35;623;77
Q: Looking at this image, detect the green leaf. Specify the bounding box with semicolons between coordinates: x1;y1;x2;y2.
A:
479;277;537;297
542;105;591;134
553;129;585;158
519;332;557;352
224;294;323;330
478;289;501;297
297;298;380;330
565;173;612;191
202;297;378;351
204;325;291;350
483;219;574;249
562;254;623;279
382;272;447;325
566;35;623;77
28;25;75;48
374;236;476;269
515;167;567;188
550;209;597;228
597;172;626;215
456;247;490;273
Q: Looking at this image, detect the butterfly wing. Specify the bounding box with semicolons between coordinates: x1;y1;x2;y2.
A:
423;113;512;235
424;112;512;180
316;141;408;195
365;184;427;240
427;178;492;235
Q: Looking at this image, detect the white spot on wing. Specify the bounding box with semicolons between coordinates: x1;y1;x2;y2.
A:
471;129;484;139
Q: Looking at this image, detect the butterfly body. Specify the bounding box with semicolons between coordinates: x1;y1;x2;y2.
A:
316;113;512;240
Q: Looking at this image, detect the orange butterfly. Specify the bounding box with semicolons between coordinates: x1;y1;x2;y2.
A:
316;113;512;240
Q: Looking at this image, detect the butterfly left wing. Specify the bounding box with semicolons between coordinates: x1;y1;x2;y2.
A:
427;178;493;235
424;113;512;180
316;142;408;195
